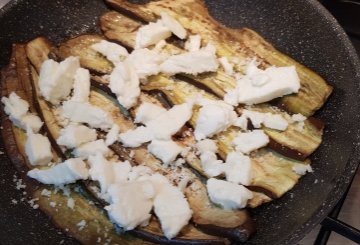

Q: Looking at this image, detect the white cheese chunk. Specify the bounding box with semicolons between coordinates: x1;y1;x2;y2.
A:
196;139;218;154
146;102;193;140
57;124;97;149
232;130;269;154
152;179;192;239
88;153;132;193
109;61;140;109
160;12;187;39
148;139;183;165
134;102;167;125
224;61;300;105
223;152;252;186
1;92;29;120
218;57;234;76
292;164;313;175
105;124;120;146
25;128;53;166
206;178;253;210
71;68;90;103
199;151;224;177
241;110;267;128
160;44;219;75
233;115;248;131
291;113;307;122
91;40;129;64
194;100;237;140
106;181;155;230
125;48;167;79
263;114;288;131
13;114;43;133
62;101;113;130
38;57;80;105
119;126;153;147
135;20;172;49
184;35;201;52
72;139;111;159
27;158;89;185
128;165;153;181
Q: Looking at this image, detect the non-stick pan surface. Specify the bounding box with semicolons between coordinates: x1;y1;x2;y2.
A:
0;0;359;244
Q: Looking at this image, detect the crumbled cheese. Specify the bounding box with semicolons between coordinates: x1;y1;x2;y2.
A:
263;114;288;131
105;124;120;146
233;115;248;131
119;126;153;147
160;43;219;75
292;164;313;175
160;12;187;39
135;20;172;49
291;113;307;122
232;130;270;154
206;178;253;209
106;181;155;230
27;158;89;185
241;110;267;128
224;61;300;105
88;153;131;193
41;189;52;197
148;139;183;165
146;102;193;140
91;40;129;64
57;124;97;149
196;139;218;154
128;165;153;181
67;198;75;210
109;61;140;109
134;102;167;125
62;101;113;130
194;100;237;140
218;57;234;76
199;151;224;177
1;92;43;133
77;220;87;231
185;35;201;52
70;68;90;103
49;202;57;208
73;139;111;159
38;57;80;105
223;152;252;186
25;128;53;166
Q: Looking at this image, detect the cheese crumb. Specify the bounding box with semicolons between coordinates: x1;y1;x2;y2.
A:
25;128;53;166
292;164;313;175
223;152;252;186
185;35;201;52
160;12;187;39
232;130;270;154
105;124;120;146
148;139;183;165
135;20;172;49
73;139;111;159
91;40;129;64
70;68;90;103
57;124;97;149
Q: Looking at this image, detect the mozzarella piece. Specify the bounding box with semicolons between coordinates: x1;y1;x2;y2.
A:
135;20;172;49
224;61;300;105
106;181;155;230
25;128;53;166
146;103;193;140
72;139;111;159
194;100;237;140
148;139;183;164
62;101;113;130
292;164;313;175
160;44;219;75
160;12;187;39
232;130;269;154
119;126;153;147
263;114;288;131
91;40;129;64
57;124;97;149
196;139;218;154
218;57;234;76
88;153;132;193
206;178;253;210
126;48;167;79
185;35;201;52
27;158;89;185
71;68;90;103
38;57;80;105
199;151;224;177
105;124;120;146
152;179;192;239
109;61;140;109
223;152;252;186
134;102;167;125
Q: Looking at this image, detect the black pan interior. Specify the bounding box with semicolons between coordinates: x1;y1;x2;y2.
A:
0;0;359;244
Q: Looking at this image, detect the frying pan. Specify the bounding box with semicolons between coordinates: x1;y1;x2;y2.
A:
0;0;359;244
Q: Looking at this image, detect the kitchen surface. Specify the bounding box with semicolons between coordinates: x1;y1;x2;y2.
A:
0;0;359;244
